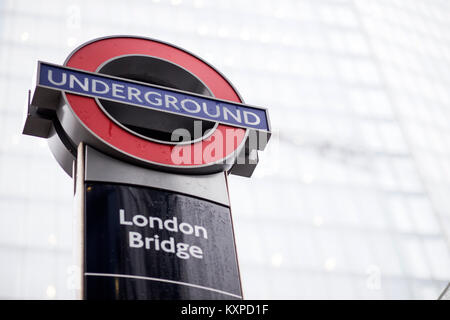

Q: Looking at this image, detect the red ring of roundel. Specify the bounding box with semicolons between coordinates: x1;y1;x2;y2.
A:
64;36;246;167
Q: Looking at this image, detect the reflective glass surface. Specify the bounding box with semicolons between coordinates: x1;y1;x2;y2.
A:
0;0;449;299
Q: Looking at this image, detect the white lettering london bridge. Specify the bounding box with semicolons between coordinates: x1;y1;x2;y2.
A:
119;209;208;260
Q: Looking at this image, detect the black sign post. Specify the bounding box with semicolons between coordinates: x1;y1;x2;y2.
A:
75;144;243;300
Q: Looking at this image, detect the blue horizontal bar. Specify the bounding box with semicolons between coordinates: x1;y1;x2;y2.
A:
37;62;270;132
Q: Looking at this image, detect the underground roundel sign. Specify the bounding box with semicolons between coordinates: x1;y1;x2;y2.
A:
23;36;271;177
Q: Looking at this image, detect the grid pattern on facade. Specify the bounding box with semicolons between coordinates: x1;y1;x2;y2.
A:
0;0;449;299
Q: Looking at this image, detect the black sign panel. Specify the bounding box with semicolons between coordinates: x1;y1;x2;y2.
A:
84;182;242;300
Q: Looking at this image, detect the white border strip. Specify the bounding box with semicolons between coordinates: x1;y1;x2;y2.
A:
85;272;242;299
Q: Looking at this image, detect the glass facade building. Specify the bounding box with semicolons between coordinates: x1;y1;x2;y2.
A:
0;0;449;299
